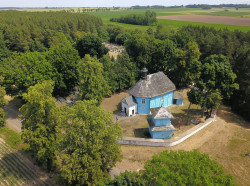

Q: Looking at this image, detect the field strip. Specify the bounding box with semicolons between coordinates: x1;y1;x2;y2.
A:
0;139;50;186
158;15;250;26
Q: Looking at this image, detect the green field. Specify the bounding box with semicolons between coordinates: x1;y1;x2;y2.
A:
85;7;250;32
2;7;250;32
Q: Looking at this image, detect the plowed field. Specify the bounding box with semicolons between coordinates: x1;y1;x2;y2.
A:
158;15;250;26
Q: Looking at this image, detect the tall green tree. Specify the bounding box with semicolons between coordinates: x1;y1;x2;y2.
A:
169;41;202;87
186;89;203;125
116;53;138;90
0;32;11;61
20;81;58;171
0;76;8;126
76;33;108;58
78;55;110;105
197;55;239;117
56;100;122;185
0;52;54;96
100;55;118;93
46;44;80;95
125;34;158;68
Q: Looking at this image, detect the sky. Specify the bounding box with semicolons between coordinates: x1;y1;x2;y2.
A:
0;0;249;8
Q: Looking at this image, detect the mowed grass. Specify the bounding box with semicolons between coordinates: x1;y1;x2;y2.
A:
85;7;250;32
0;127;21;150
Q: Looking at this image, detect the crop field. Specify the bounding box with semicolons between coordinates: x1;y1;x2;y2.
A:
158;15;250;26
0;138;52;186
85;7;250;32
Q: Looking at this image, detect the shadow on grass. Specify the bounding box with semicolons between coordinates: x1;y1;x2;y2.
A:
217;105;250;129
0;151;53;186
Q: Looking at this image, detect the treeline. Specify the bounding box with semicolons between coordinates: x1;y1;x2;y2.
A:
110;10;157;26
178;26;250;120
132;4;250;9
186;4;250;8
0;10;102;52
0;11;249;121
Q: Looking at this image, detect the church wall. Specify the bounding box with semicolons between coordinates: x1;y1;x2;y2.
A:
135;96;150;114
152;117;171;126
149;126;174;139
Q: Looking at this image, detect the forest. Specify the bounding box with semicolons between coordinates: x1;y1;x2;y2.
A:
110;10;157;26
0;9;249;185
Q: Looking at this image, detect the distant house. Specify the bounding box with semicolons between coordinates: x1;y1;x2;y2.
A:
149;107;175;139
128;67;176;115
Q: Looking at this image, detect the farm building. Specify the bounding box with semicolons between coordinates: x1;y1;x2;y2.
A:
149;107;175;139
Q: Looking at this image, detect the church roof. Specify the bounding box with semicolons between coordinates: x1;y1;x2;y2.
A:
152;107;174;119
129;72;176;98
122;96;137;106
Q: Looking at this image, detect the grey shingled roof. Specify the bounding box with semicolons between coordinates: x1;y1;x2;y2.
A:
129;72;176;98
152;107;174;119
174;93;183;100
122;96;137;106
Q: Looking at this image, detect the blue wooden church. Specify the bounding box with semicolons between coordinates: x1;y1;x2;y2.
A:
121;68;181;139
128;67;176;114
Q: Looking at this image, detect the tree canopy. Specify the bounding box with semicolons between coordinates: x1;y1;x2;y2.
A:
46;44;80;95
0;52;54;96
0;76;8;126
56;100;122;185
76;33;109;58
110;10;157;26
20;81;58;171
78;55;110;105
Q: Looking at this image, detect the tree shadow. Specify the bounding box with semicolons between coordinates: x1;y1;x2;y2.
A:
217;105;250;129
0;151;54;186
133;128;150;138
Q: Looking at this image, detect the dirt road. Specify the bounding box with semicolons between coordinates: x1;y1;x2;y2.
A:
4;107;22;133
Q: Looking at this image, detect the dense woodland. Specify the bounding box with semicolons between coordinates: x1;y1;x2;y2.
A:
110;10;157;26
0;10;248;185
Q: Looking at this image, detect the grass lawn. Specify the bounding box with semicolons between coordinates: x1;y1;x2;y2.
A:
101;88;205;138
0;127;21;149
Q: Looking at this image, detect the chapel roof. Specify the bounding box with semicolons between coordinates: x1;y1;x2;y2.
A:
129;72;176;98
151;107;174;119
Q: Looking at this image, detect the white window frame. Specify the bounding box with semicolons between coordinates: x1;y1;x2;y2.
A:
142;99;146;104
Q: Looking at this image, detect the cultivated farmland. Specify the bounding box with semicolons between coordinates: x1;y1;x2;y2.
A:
158;15;250;26
86;7;250;32
0;138;52;186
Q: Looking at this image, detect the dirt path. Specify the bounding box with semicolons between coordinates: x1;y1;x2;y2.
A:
158;15;250;26
4;107;22;133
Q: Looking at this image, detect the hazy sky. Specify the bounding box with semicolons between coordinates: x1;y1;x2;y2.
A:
1;0;249;8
